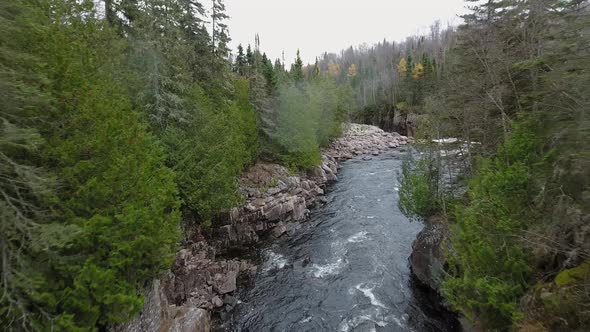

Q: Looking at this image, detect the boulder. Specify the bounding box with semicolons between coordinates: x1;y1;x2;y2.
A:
169;307;211;332
211;296;223;308
326;172;338;182
271;222;287;238
282;199;295;214
293;199;307;221
300;180;311;191
212;263;239;294
262;203;283;221
223;295;237;306
310;166;328;183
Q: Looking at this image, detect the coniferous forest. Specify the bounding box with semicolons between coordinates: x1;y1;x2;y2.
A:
1;0;588;331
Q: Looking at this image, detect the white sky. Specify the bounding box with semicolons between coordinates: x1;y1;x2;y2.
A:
218;0;468;65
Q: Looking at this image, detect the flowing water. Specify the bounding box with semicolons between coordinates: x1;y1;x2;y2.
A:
223;150;460;332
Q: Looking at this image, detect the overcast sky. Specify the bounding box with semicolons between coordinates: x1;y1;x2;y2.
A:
218;0;468;65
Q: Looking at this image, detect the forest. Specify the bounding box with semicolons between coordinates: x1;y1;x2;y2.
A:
1;0;588;331
1;0;351;330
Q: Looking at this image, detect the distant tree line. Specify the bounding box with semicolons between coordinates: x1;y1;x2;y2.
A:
312;22;457;134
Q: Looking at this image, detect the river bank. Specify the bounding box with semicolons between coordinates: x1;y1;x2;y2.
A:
114;124;411;332
222;151;461;331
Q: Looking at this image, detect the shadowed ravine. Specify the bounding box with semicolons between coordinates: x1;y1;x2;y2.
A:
221;150;461;332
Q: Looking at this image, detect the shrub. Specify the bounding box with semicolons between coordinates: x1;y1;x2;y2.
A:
398;151;444;220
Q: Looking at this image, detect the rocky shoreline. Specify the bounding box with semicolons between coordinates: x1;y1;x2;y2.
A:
114;124;410;332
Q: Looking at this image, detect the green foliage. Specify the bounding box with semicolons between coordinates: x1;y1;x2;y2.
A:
443;121;542;329
554;260;590;287
398;152;443;220
401;1;590;330
39;7;181;328
272;74;353;169
290;49;304;82
233;78;260;160
0;0;60;328
274;83;321;169
1;1;181;330
310;76;352;146
163;83;255;221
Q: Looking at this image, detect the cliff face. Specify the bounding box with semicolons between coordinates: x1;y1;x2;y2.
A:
409;215;448;292
409;217;482;332
114;124;410;332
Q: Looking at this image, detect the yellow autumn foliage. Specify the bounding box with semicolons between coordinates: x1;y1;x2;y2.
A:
397;58;407;75
347;63;357;77
412;63;425;79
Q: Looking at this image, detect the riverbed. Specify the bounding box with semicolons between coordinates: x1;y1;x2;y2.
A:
222;150;460;332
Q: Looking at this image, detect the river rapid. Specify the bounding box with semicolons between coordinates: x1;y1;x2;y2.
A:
222;150;460;332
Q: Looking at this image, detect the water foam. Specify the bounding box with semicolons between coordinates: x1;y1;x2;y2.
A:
347;231;369;243
261;251;288;272
338;314;388;332
355;284;388;309
311;258;345;278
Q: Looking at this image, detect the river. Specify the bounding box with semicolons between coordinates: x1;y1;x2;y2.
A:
222;149;461;332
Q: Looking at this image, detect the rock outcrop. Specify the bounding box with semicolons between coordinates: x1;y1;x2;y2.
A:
409;215;449;291
212;124;410;251
112;279;211;332
162;242;256;310
114;123;409;332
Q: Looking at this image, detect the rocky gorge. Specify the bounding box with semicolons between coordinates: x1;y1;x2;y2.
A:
114;124;411;332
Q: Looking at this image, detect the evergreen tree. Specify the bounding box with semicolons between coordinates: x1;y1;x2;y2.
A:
290;49;304;82
0;1;59;328
178;0;212;84
261;53;277;92
0;1;181;329
211;0;230;58
312;58;321;79
246;44;254;67
234;44;247;75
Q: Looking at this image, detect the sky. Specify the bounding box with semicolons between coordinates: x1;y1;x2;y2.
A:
218;0;468;65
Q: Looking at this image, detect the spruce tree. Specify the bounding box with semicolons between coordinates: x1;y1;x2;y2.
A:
235;44;247;75
290;49;304;82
